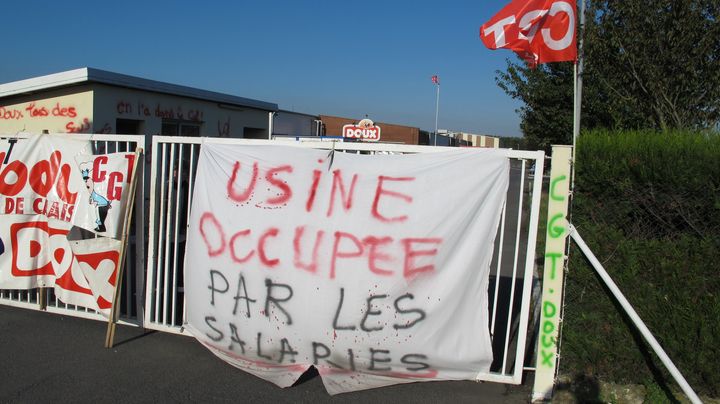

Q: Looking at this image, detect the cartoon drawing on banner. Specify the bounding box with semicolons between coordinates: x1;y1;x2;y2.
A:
80;166;111;232
73;152;135;239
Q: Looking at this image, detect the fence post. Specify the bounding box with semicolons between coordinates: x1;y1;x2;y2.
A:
532;145;572;401
38;129;50;311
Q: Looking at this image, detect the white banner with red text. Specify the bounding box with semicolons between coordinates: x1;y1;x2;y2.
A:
0;134;126;316
184;143;509;394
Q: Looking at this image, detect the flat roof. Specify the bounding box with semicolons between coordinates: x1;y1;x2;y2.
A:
0;67;278;111
277;109;319;119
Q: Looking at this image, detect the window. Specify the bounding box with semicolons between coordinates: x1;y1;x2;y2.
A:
161;120;201;136
243;127;266;139
116;119;144;135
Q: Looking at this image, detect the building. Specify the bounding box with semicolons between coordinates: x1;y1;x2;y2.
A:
319;115;421;145
0;68;500;148
0;67;309;139
319;116;499;148
435;130;500;148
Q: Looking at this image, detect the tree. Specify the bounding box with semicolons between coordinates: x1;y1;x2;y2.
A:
497;0;720;144
588;0;720;131
496;61;574;150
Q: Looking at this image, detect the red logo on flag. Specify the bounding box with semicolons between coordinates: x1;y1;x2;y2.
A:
431;75;439;85
480;0;576;67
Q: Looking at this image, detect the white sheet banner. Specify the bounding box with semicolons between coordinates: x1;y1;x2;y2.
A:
184;144;509;394
0;134;123;315
74;152;136;239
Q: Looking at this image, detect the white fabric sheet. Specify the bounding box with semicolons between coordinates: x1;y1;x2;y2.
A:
184;143;509;394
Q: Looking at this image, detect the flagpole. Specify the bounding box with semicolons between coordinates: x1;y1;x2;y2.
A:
551;0;585;394
571;0;586;192
434;82;440;146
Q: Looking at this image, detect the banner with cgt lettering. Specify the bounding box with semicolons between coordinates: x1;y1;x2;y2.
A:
184;144;509;394
0;134;125;316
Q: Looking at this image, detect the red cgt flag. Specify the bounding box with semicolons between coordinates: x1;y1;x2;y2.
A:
480;0;577;67
431;75;439;85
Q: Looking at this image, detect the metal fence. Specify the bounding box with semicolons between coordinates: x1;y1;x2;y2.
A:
143;136;546;385
0;134;545;385
0;133;146;325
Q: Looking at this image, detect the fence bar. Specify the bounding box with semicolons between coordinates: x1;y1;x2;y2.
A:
144;137;159;326
162;143;177;325
134;143;146;324
154;142;168;322
182;143;198;325
512;151;546;382
569;225;702;404
490;201;507;336
501;159;526;375
171;144;184;326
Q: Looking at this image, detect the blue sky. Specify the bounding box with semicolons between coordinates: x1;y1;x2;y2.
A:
0;0;523;137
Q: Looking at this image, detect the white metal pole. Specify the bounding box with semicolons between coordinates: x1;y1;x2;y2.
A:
571;0;586;191
569;225;703;404
434;83;440;146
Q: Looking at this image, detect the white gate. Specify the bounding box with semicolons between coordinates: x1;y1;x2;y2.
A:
143;136;545;385
0;133;146;325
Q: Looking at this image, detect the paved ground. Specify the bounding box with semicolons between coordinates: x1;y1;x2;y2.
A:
0;305;534;403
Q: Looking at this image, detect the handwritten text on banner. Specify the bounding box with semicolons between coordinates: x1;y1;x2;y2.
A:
184;144;509;394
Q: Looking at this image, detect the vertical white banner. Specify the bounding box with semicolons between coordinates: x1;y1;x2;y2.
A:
533;145;572;401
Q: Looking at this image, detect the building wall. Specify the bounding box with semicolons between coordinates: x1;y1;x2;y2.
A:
0;86;95;134
0;84;271;137
92;84;269;137
320;115;419;145
430;133;453;147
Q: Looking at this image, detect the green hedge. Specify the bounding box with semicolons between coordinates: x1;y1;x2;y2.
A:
559;130;720;397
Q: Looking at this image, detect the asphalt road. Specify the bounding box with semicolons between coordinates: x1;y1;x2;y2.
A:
0;305;534;404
